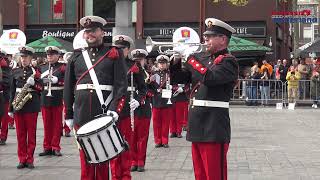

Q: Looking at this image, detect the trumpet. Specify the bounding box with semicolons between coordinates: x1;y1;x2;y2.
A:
145;27;206;59
46;63;53;97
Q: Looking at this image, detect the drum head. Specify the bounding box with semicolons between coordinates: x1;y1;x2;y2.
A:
77;115;113;135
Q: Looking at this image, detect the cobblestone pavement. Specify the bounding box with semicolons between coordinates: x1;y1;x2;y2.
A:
0;106;320;180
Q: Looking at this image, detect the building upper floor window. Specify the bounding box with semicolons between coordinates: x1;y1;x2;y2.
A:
27;0;77;24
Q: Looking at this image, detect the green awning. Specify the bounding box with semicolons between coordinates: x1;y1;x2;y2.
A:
228;36;271;52
27;36;73;53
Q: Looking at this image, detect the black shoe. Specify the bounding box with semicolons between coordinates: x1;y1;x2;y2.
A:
137;166;145;172
163;144;169;148
65;132;71;137
16;163;26;169
52;150;62;156
8;124;15;129
176;134;183;138
130;165;138;172
25;163;35;169
39;150;52;156
0;139;6;145
170;133;177;138
155;144;162;148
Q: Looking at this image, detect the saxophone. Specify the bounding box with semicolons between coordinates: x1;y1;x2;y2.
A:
12;74;35;111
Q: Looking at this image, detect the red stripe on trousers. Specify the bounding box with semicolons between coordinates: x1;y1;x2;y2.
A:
152;107;173;145
170;101;188;135
14;112;38;164
192;142;229;180
130;117;150;167
74;124;109;180
41;105;63;151
110;117;132;180
0;102;12;140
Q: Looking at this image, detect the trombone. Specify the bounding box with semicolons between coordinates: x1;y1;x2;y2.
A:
46;63;53;97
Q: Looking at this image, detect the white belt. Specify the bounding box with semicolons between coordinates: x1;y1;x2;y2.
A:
177;84;185;88
76;84;113;91
16;88;34;93
127;87;136;91
192;99;229;108
44;86;64;90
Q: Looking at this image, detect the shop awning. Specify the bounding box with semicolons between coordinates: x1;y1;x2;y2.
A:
26;36;73;53
228;36;271;52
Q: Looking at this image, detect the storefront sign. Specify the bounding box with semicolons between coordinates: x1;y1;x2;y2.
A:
232;26;266;37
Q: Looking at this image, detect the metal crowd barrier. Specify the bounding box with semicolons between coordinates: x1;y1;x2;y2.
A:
232;79;320;106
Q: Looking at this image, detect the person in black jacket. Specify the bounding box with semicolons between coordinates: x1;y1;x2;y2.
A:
9;46;43;169
63;16;127;180
0;49;12;145
38;46;65;157
182;18;239;180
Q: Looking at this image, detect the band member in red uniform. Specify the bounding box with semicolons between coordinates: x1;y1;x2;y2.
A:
110;35;147;180
64;16;127;180
0;49;12;145
38;46;65;156
169;55;192;138
129;49;153;172
182;18;238;180
151;55;174;148
9;46;43;169
62;52;72;137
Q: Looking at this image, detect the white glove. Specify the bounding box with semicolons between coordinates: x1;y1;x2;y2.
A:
150;74;160;85
26;77;35;86
65;119;74;129
176;87;183;93
107;110;119;122
50;76;58;84
129;99;140;111
8;112;13;118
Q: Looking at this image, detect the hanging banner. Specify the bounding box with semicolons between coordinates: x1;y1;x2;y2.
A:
53;0;63;19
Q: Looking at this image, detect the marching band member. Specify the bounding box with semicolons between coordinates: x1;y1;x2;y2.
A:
129;49;152;172
181;18;239;180
169;55;192;138
62;52;72;137
151;55;174;148
110;35;147;180
0;49;12;145
63;16;127;180
9;46;43;169
38;46;65;157
6;54;15;129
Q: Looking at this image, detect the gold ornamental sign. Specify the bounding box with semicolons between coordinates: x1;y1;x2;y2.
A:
211;0;249;6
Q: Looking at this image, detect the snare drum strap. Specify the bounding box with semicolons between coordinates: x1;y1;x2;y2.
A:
82;50;113;109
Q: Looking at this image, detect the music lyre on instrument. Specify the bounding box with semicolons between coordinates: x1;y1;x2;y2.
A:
46;63;53;97
130;71;134;131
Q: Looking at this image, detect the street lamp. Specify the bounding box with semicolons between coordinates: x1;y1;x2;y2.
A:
269;36;273;47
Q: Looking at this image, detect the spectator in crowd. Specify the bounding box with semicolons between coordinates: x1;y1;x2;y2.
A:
261;59;273;77
260;68;270;106
286;66;301;103
246;62;261;106
297;58;310;99
292;59;299;69
311;65;320;108
279;59;289;83
275;59;282;80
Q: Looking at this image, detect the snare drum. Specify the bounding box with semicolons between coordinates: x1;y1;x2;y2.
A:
76;114;127;164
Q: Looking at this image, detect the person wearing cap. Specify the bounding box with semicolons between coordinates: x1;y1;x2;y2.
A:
38;46;66;157
8;46;43;169
0;49;13;145
64;16;127;180
110;37;147;179
128;49;153;172
4;53;16;130
150;55;174;148
174;18;239;180
169;55;192;138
